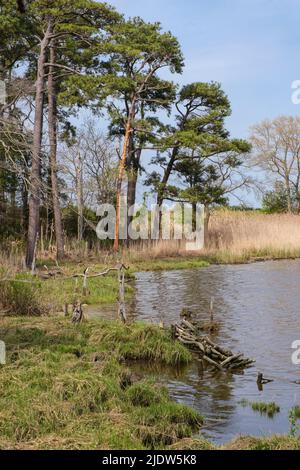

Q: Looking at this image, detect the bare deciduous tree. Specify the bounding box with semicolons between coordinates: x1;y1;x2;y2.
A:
60;123;118;241
79;124;118;207
250;116;300;213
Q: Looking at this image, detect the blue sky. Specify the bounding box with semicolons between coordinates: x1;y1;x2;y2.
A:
108;0;300;139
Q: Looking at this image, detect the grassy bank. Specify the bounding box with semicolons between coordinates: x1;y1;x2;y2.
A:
170;435;300;450
0;316;299;450
0;316;202;450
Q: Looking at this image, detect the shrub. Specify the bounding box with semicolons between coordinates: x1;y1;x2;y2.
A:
0;275;47;315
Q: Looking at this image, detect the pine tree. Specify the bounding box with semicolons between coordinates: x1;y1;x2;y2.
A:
99;17;183;250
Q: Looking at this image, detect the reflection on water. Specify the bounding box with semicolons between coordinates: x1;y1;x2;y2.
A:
87;260;300;444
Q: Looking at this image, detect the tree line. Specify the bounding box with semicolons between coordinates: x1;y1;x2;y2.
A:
1;1;299;267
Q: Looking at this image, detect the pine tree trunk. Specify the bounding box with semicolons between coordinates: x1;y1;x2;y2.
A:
48;40;64;260
126;138;141;241
26;24;51;268
114;108;134;252
156;147;179;236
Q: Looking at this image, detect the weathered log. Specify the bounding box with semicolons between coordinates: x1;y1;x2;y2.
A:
202;355;224;371
221;353;243;367
181;319;197;332
204;337;233;357
177;331;197;342
177;337;197;346
229;359;255;370
172;320;255;371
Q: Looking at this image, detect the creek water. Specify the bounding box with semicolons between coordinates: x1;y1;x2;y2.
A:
86;259;300;444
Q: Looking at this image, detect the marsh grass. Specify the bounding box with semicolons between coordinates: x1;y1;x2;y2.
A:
2;210;300;275
169;435;300;450
291;406;300;419
222;435;300;450
168;434;300;450
0;316;199;449
239;399;280;418
207;209;300;262
89;321;192;365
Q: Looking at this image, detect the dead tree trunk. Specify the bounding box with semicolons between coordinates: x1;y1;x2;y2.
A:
48;39;64;260
126;134;139;236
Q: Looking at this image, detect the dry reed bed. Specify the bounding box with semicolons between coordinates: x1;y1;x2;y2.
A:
207;211;300;261
1;211;300;268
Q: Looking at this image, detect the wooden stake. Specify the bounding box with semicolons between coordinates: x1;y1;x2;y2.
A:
117;264;127;323
82;267;89;296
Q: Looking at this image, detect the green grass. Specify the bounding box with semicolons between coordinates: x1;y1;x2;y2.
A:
291;406;300;419
239;399;280;418
89;320;192;365
0;316;199;450
0;267;134;315
1;316;299;450
128;258;210;272
42;273;131;309
42;258;208;312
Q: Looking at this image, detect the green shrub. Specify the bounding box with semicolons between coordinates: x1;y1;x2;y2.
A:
0;275;47;315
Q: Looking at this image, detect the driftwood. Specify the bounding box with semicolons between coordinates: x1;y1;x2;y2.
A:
180;308;219;333
173;320;255;371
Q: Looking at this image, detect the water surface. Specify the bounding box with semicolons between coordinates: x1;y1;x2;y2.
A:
88;260;300;444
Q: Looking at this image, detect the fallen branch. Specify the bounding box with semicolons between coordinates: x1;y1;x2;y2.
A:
173;320;255;371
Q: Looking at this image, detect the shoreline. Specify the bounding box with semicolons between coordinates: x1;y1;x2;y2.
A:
130;254;300;273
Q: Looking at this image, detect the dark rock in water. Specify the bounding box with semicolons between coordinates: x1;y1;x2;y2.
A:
257;372;273;385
